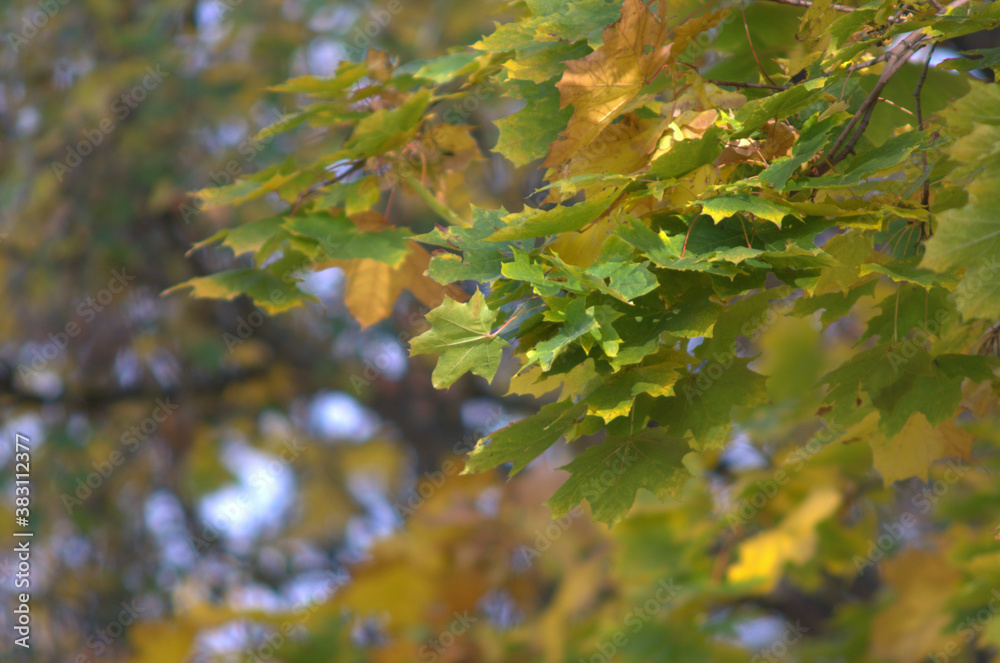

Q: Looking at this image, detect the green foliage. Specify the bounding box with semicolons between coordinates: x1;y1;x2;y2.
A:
409;290;508;387
173;1;1000;659
181;0;1000;517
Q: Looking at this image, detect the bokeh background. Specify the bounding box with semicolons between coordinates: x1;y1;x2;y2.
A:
0;1;538;659
5;1;1000;662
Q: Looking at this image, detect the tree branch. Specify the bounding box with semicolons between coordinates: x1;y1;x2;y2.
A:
0;360;276;409
810;0;970;176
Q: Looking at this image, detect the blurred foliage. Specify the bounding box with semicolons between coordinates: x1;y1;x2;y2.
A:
7;0;1000;662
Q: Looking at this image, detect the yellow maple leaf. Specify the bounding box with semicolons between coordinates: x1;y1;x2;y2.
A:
869;412;974;484
727;487;841;591
870;550;961;663
329;242;468;328
561;112;666;179
543;0;672;168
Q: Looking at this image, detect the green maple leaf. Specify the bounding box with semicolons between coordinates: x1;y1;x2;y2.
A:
409;291;509;388
656;359;769;450
465;399;587;475
649;126;726;180
732;82;824;139
585;359;684;422
487;188;622;241
342;89;431;158
501;249;562;296
700;194;797;226
494;81;573;166
526;296;597;370
284;212;411;267
922;82;1000;319
761;112;847;190
420;206;514;284
547;427;691;524
164;268;313;315
190;215;286;257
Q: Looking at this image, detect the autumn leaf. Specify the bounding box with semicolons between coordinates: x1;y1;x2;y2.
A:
409;290;508;388
727;487;841;592
543;0;672;168
332;243;468;328
869;412;974;484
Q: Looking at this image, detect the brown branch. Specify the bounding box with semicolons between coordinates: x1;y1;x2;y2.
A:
0;360;276;409
810;0;971;176
812;32;928;175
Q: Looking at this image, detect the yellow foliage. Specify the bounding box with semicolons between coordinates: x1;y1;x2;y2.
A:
728;487;841;591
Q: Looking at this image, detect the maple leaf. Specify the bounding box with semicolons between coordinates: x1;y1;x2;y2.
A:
332;242;468;328
465;398;587;475
922;82;1000;319
547;427;691;525
584;360;683;423
870;551;962;663
409;290;509;388
284;211;411;267
543;0;672;168
164;268;312;315
727;487;841;592
868;412;974;484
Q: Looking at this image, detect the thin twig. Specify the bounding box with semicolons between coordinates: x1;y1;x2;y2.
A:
877;96;917;118
741;0;778;86
811;0;970;176
681;216;700;259
813;34;927;174
708;79;788;90
674;0;725;26
289;161;364;214
914;43;936;236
